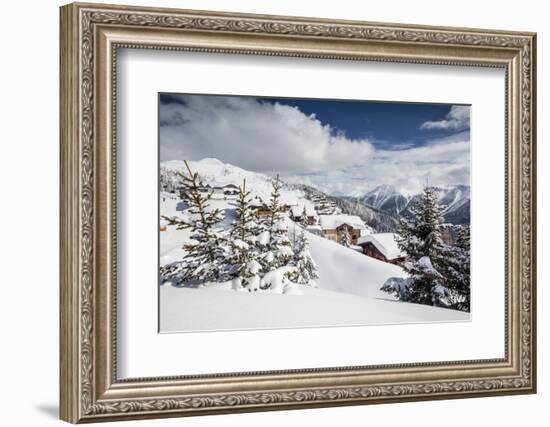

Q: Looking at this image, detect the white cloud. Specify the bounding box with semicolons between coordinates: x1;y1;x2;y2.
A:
161;96;470;197
285;136;470;196
420;105;470;131
160;96;374;174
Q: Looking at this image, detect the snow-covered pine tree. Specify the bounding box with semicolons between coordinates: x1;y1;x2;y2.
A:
261;175;293;275
406;256;448;306
339;227;351;248
382;185;448;307
433;242;470;311
231;178;257;243
229;178;261;288
290;229;319;287
456;224;470;251
267;174;284;228
431;224;471;311
160;160;227;285
396;185;444;259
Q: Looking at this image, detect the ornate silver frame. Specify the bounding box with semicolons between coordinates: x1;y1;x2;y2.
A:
60;2;536;423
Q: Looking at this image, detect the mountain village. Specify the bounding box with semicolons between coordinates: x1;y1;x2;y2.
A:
161;160;409;267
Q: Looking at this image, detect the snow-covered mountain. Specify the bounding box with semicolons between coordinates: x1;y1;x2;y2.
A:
161;158;396;232
160;158;307;206
359;184;470;225
400;185;470;225
436;185;471;216
360;185;409;216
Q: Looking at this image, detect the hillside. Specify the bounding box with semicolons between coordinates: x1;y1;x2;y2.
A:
159;158;469;332
160;158;310;207
160;224;470;332
161;221;469;332
292;183;398;232
162;159;396;232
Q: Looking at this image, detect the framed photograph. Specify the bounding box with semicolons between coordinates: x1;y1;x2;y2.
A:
60;2;537;423
158;94;472;333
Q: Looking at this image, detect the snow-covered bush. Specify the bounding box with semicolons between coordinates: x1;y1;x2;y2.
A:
289;229;319;287
382;256;449;307
380;277;410;300
243;259;262;292
261;266;297;293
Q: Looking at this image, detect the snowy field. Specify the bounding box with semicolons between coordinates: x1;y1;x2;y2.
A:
160;284;469;332
159;158;470;333
160;231;470;332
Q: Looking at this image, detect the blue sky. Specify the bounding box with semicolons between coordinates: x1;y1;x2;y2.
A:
256;97;466;151
159;93;470;195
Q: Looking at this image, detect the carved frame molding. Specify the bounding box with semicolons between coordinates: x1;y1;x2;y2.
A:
60;2;536;423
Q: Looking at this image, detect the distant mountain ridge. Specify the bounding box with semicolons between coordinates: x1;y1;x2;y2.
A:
360;184;470;225
359;184;409;216
160;159;470;231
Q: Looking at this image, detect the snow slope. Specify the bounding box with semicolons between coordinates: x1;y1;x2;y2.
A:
306;231;405;299
161;158;313;207
159;158;470;332
160;284;469;332
160;224;469;332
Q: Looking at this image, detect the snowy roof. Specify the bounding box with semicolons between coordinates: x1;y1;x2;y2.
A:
357;233;405;260
319;214;366;230
210;182;239;190
290;205;317;217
